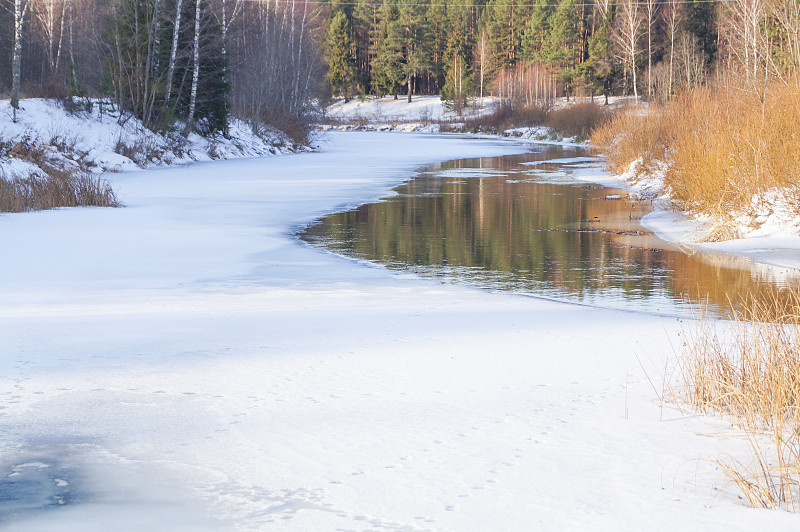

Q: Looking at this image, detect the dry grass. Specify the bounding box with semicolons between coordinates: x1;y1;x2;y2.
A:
589;105;673;173
0;168;120;213
545;103;611;140
680;288;800;510
591;79;800;225
460;104;549;134
1;135;120;213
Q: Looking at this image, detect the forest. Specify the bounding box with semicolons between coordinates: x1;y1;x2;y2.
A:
324;0;800;108
0;0;324;137
1;0;799;134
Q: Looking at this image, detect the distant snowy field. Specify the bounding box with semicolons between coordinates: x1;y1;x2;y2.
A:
1;130;798;530
324;95;500;123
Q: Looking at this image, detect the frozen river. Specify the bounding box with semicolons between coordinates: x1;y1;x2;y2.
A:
1;132;797;530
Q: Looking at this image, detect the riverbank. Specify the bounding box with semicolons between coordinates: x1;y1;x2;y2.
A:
326;95;800;269
0;99;305;185
568;158;800;273
1;132;797;530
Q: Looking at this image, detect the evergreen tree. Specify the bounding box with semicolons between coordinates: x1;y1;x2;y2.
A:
372;2;403;97
521;2;555;63
442;2;473;111
326;10;356;100
426;0;448;94
107;0;228;133
396;0;432;101
582;5;615;103
482;0;528;79
352;0;380;94
542;0;582;97
684;0;716;65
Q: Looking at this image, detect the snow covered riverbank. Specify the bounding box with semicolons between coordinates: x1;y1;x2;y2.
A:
1;132;798;530
0;99;303;182
569;159;800;273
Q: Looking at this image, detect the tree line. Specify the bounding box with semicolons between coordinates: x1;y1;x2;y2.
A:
3;0;798;135
0;0;325;137
324;0;800;108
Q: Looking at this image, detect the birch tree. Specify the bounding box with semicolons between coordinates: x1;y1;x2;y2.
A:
183;0;201;134
164;0;183;103
614;0;642;101
11;0;31;121
644;0;658;100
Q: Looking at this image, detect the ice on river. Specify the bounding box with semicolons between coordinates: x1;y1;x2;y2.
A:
0;132;797;530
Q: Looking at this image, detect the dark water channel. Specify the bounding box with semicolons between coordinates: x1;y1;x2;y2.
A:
301;145;798;316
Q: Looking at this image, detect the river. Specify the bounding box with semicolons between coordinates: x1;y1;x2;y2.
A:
302;144;798;316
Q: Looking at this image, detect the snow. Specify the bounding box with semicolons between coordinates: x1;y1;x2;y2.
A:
2;130;800;530
325;95;500;123
568;157;800;271
0;99;298;179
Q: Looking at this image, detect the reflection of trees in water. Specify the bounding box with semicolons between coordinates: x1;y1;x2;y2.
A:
303;155;796;316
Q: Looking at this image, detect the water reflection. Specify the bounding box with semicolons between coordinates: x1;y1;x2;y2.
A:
301;146;800;316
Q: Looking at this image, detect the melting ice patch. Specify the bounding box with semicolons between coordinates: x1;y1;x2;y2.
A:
521;157;597;166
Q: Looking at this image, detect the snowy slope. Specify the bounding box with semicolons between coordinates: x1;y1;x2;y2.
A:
0;132;797;530
0;99;300;179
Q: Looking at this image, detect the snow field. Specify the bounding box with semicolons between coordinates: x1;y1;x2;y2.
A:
1;132;798;530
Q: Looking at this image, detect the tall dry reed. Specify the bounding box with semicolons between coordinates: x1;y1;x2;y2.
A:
591;80;800;234
0;169;120;213
680;288;800;510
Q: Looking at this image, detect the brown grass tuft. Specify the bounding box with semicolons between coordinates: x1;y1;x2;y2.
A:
0;168;120;213
680;288;800;511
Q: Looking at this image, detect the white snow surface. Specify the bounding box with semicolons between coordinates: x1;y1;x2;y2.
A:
325;95;500;123
569;157;800;271
2;131;799;530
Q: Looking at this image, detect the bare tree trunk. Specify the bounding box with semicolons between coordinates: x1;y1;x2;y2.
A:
68;0;75;88
143;0;162;124
479;30;486;105
666;0;678;98
184;0;202;135
615;0;642;103
165;0;184;104
645;0;656;101
12;0;30;122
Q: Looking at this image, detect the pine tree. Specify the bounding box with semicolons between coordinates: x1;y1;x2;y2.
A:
482;0;528;79
326;11;356;100
372;2;403;97
684;0;716;66
521;2;555;63
352;0;379;94
582;4;615;103
396;0;432;102
442;2;473;111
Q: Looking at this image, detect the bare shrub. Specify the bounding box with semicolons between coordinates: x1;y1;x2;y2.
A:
258;110;314;145
6;135;51;164
546;103;611;140
114;133;167;166
590;105;673;173
462;104;548;133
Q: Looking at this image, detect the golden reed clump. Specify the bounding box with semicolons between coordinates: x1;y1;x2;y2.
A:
592;80;800;510
591;79;800;232
679;288;800;511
